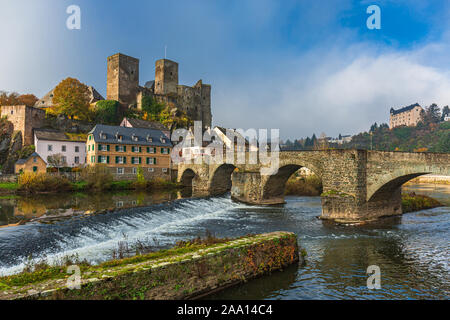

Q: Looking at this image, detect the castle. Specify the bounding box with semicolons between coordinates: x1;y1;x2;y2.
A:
106;53;212;128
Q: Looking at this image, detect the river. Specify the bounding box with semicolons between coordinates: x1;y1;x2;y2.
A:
0;183;448;300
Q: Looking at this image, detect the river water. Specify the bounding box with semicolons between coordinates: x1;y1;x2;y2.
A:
0;184;448;300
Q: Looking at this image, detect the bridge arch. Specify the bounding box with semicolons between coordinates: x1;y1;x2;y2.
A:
209;164;237;195
261;163;322;203
180;168;197;188
367;171;430;202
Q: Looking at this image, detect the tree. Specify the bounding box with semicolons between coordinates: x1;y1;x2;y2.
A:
157;106;192;134
47;154;68;173
421;103;441;125
95;100;119;124
370;122;378;132
18;94;38;107
141;96;165;117
441;106;450;121
0;91;20;106
52;77;91;120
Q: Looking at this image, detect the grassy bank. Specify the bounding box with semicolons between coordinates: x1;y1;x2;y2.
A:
401;192;443;213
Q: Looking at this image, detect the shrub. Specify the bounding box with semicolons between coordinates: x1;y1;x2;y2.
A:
18;173;72;193
94;100;119;124
402;192;442;213
80;164;113;191
285;174;322;196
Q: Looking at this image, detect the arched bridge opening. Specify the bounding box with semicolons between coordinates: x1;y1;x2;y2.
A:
261;164;323;204
209;164;237;196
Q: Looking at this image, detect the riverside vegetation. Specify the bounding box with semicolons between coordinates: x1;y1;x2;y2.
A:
0;164;179;194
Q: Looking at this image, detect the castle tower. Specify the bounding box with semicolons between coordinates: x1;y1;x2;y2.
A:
107;53;140;106
155;59;178;95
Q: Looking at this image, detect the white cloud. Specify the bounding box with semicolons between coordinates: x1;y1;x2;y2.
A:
213;42;450;139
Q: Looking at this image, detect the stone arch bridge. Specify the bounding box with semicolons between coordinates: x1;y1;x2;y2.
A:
177;150;450;223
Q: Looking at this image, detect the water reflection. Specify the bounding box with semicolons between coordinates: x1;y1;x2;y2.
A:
0;190;189;226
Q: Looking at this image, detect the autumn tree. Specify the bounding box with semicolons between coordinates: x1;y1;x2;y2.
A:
18;94;38;107
52;78;91;120
0;91;20;106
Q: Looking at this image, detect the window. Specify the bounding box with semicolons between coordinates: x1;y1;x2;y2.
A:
161;148;170;154
33;157;37;163
117;168;124;174
61;156;67;163
98;156;109;164
115;156;126;164
33;166;38;172
74;156;79;164
48;145;53;151
146;157;156;165
131;157;141;165
116;145;125;152
98;144;109;152
148;168;154;173
75;146;79;153
91;156;95;163
132;167;137;174
162;168;168;173
11;110;13;115
116;201;124;208
147;147;156;154
62;145;66;152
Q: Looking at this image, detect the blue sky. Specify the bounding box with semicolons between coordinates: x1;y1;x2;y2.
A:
1;0;450;139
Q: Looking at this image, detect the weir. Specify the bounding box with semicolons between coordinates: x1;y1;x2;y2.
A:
178;150;450;223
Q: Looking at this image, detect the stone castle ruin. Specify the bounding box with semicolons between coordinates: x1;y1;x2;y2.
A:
107;53;212;128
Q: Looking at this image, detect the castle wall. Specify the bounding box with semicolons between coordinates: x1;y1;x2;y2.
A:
155;59;178;95
1;105;45;145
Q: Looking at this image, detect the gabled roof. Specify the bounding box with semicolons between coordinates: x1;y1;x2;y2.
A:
122;117;168;131
34;129;86;142
390;103;422;115
15;152;42;165
89;124;172;147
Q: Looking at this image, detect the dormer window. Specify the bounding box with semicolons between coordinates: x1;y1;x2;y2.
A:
147;135;153;143
100;131;107;139
132;134;138;142
115;132;122;141
160;137;166;143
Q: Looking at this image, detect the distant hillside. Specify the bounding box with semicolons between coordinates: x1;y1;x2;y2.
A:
341;121;450;153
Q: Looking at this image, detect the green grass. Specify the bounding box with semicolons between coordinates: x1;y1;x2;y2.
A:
0;182;18;191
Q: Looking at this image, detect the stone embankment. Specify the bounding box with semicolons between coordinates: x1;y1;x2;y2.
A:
0;231;301;300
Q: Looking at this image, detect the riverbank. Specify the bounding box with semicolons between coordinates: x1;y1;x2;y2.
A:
0;232;300;300
401;192;443;213
0;175;180;195
406;175;450;185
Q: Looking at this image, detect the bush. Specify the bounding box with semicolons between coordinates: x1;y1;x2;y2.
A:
285;175;323;196
94;100;119;124
18;173;72;193
402;192;442;213
80;164;113;191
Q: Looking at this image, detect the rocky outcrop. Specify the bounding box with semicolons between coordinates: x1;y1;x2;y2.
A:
42;114;94;134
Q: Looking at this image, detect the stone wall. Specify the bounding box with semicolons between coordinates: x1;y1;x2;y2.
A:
2;232;300;300
0;105;45;145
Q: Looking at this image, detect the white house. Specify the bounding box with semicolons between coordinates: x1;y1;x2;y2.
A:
34;129;86;167
180;126;259;162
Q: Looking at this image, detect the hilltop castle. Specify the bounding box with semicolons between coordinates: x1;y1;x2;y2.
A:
106;53;212;128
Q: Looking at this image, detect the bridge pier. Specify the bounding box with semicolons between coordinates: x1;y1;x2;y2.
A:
321;188;402;223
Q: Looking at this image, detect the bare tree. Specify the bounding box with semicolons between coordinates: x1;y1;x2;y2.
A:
47;153;67;173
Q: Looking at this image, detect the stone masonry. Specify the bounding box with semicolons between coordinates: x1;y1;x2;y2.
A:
106;53;212;128
0;105;45;146
177;150;450;223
